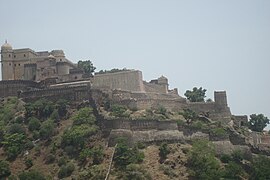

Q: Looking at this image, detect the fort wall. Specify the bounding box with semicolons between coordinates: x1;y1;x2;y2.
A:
93;70;145;92
0;80;39;97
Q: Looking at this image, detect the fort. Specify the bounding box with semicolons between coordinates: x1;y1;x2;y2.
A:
1;42;269;152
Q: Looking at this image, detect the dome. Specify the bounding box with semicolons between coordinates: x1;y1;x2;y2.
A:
48;54;55;59
1;40;12;50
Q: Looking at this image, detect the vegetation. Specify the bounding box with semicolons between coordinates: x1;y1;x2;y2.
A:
96;68;129;75
187;140;222;179
110;104;129;118
248;114;269;132
113;138;144;169
18;170;47;180
159;143;170;163
78;60;96;75
0;160;11;179
184;87;207;102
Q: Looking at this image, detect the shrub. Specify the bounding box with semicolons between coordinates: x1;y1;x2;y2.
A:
159;143;170;163
119;164;152;180
231;150;244;163
72;107;96;126
62;124;98;150
39;120;54;140
156;105;167;116
0;160;11;179
114;138;144;169
187;140;222;179
24;158;33;169
7;123;25;135
18;169;46;180
223;161;246;179
250;155;270;179
111;104;128;117
2;133;26;160
78;165;106;180
45;153;55;164
58;162;75;179
220;154;232;163
28;117;41;132
58;157;67;167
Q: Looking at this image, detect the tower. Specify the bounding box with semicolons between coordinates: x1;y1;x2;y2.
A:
1;41;14;80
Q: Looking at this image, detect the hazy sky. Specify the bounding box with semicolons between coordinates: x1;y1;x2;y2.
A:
1;1;269;128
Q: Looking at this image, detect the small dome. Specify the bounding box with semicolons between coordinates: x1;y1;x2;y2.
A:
1;41;12;50
158;75;168;80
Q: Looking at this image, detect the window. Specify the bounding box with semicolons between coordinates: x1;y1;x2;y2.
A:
9;54;11;57
60;59;62;61
14;64;16;67
19;64;20;66
14;55;16;58
24;54;26;57
9;63;11;66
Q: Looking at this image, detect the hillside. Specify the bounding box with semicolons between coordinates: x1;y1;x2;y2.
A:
0;96;270;179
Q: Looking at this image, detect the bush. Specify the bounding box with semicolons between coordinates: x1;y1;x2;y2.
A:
39;120;54;140
78;165;106;180
7;123;25;135
159;143;170;163
223;161;246;179
28;117;41;132
0;160;11;179
24;158;33;169
18;170;46;180
156;105;167;116
111;104;129;117
118;164;151;180
250;155;270;179
220;154;232;163
72;107;96;126
187;140;222;179
58;157;67;167
231;150;244;163
2;133;26;160
114;138;144;169
45;153;55;164
58;162;75;179
62;124;98;150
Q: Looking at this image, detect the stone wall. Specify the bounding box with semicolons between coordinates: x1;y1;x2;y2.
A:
20;86;89;102
0;80;39;97
103;119;178;131
232;115;248;127
93;70;145;92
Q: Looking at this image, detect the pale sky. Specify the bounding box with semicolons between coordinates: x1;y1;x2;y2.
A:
1;0;269;129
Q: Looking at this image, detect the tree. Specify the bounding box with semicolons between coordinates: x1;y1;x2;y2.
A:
78;60;96;75
159;143;170;163
0;160;11;179
248;114;269;132
18;170;46;180
184;87;207;102
187;140;222;179
251;155;270;179
28;117;41;132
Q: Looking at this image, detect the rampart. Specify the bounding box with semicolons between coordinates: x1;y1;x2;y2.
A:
93;70;145;92
20;86;89;102
0;80;40;97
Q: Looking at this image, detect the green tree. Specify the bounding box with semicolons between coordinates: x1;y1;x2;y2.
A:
187;140;222;179
72;107;96;126
251;155;270;180
0;160;11;179
184;87;207;102
39;120;54;140
2;133;26;160
159;143;170;163
248;114;269;132
114;138;144;169
28;117;41;132
18;169;46;180
78;60;96;75
111;104;129;118
119;164;152;180
223;161;246;179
